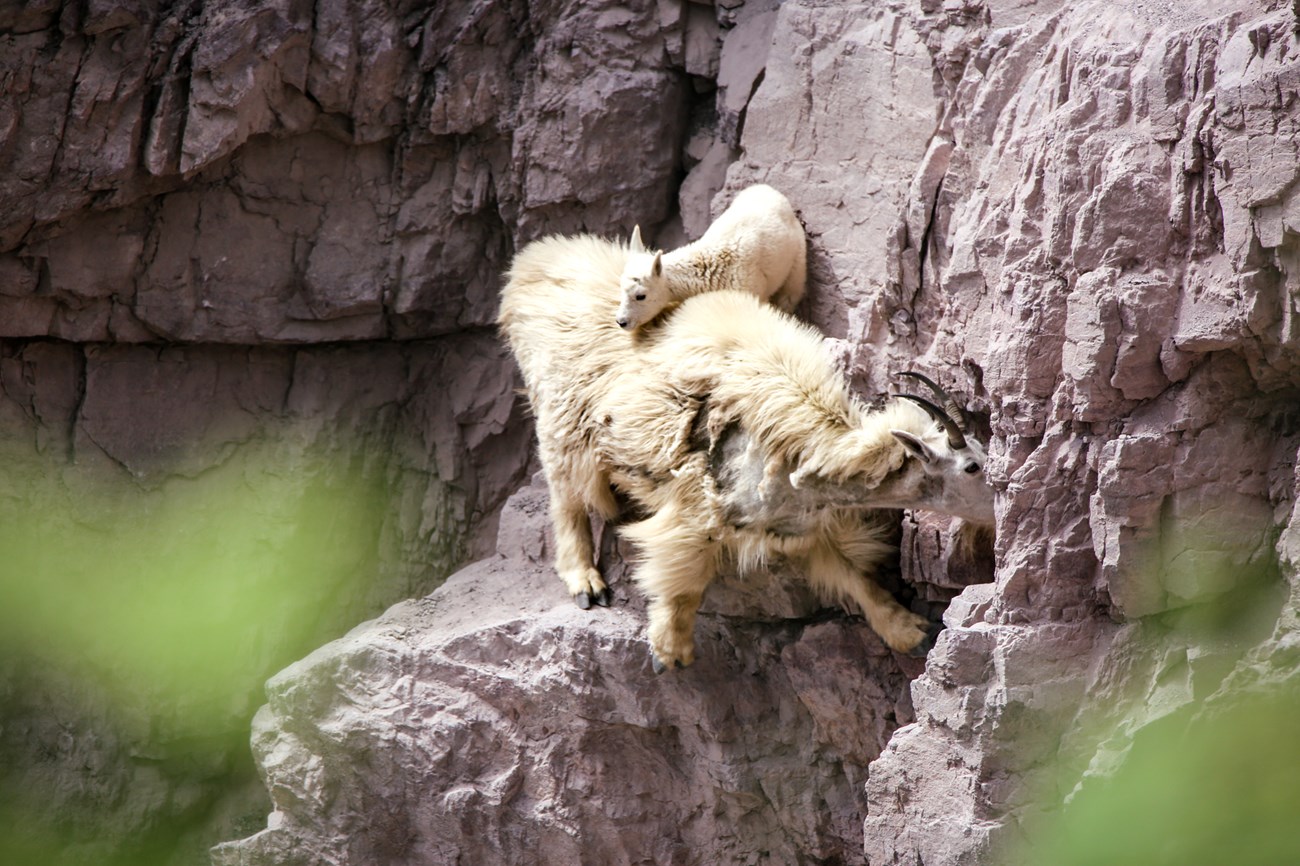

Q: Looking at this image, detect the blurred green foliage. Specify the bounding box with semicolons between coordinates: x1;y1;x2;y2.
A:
1017;684;1300;866
1014;561;1296;866
0;440;394;866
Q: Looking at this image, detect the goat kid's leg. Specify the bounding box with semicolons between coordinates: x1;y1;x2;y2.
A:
803;542;938;656
771;244;808;313
549;492;611;609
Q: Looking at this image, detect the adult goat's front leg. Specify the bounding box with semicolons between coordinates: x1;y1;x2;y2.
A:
623;511;718;671
646;591;707;673
802;537;938;656
549;490;610;609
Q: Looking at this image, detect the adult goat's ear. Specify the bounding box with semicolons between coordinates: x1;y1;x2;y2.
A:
630;225;645;252
652;250;663;276
891;429;935;464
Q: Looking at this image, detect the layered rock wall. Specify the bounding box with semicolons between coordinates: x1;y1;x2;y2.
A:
5;0;1300;864
222;0;1300;863
0;0;752;861
211;476;931;866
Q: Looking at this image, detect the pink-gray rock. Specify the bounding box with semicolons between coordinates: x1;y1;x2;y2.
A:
225;1;1300;864
6;0;1300;864
0;2;750;862
0;0;697;343
854;1;1300;862
212;477;930;866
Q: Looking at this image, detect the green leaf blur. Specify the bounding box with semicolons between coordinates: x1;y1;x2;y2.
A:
0;439;393;866
1018;685;1300;866
1013;564;1297;866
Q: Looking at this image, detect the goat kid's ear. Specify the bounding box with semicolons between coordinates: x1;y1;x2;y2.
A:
630;225;645;252
651;250;663;277
891;429;935;464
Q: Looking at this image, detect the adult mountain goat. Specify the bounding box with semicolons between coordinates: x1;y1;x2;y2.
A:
615;184;806;331
499;234;993;671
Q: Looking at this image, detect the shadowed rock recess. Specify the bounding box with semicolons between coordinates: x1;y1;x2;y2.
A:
5;0;1300;864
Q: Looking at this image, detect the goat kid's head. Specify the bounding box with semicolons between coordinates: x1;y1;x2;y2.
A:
616;225;669;331
889;371;995;527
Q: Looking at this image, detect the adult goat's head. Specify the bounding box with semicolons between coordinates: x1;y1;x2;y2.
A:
615;225;670;331
888;371;995;526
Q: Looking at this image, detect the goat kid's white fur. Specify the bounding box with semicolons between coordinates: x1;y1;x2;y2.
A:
616;184;807;331
500;234;992;670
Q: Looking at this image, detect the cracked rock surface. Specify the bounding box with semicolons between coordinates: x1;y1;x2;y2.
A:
5;0;1300;864
214;475;933;866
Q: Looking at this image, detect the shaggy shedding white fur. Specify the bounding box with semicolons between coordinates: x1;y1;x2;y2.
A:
499;234;993;670
615;184;807;331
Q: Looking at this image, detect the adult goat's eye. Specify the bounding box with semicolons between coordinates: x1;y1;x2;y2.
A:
635;293;646;301
964;462;981;475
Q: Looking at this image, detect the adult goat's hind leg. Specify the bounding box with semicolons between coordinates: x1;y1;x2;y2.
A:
802;528;938;656
622;509;718;672
549;487;611;609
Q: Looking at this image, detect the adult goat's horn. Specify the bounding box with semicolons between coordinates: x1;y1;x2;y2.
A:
898;371;970;434
894;390;967;447
896;394;967;450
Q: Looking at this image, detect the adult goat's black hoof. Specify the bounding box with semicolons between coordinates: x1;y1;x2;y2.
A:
907;621;945;658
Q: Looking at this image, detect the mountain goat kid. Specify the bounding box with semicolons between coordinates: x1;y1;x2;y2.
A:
500;234;993;672
615;184;807;331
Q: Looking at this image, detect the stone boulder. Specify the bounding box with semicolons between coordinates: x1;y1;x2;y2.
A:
213;476;942;866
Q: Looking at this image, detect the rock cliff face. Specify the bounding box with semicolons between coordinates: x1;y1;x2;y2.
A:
5;0;1300;864
210;476;942;866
